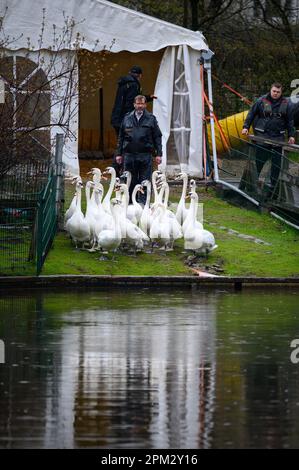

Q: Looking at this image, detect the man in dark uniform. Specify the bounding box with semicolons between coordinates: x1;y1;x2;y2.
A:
111;66;156;176
242;82;295;189
116;95;162;205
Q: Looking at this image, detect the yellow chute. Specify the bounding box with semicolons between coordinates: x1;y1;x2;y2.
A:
207;110;254;154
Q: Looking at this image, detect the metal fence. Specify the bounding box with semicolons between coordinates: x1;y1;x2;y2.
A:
0;135;64;275
218;136;299;227
36;167;58;275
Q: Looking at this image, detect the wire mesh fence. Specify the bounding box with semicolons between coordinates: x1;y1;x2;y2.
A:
218;136;299;226
0;160;60;275
36;167;58;275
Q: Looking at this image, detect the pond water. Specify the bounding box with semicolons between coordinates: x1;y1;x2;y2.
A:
0;287;298;449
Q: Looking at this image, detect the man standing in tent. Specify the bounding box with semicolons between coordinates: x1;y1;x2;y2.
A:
111;66;156;175
242;82;295;190
115;95;162;205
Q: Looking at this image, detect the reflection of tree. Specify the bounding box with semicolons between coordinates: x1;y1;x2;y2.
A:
0;290;217;447
0;7;112;179
2;290;299;448
0;294;57;447
245;363;288;448
213;290;299;448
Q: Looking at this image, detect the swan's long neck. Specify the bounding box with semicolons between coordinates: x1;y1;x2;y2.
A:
152;172;159;204
145;182;151;208
76;186;82;213
85;183;93;216
180;175;188;203
103;168;116;205
112;205;122;240
190;180;197;194
120;185;130;211
163;183;169;208
132;185;139;207
191;194;198;226
93;182;104;203
157;182;166;206
126;172;132;192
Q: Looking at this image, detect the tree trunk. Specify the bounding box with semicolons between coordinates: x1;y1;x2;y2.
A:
190;0;199;31
183;0;188;28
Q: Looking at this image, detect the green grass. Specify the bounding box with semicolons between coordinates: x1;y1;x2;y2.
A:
287;151;299;163
40;187;299;278
42;234;190;276
1;181;298;277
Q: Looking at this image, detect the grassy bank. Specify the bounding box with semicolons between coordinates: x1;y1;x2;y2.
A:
41;187;299;278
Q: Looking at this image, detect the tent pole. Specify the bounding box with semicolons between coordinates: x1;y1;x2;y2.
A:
99;87;104;152
202;51;219;181
200;59;207;179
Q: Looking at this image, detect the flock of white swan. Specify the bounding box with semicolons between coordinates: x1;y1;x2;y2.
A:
64;167;217;257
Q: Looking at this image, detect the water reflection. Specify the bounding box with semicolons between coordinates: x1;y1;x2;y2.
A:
0;288;298;448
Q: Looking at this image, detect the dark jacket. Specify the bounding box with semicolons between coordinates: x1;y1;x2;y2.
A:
111;74;152;128
243;93;295;140
117;110;162;156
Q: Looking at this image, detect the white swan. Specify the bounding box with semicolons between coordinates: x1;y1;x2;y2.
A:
97;199;122;255
139;179;152;236
184;192;217;255
157;181;183;249
115;183;149;251
64;176;82;227
184;192;204;253
149;202;171;251
102;166;117;214
65;180;90;248
86;183;110;251
127;184;144;224
175;172;189;225
182;184;203;235
151;170;163;206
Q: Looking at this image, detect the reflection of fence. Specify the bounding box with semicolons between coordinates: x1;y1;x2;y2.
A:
218;136;299;227
0;135;64;275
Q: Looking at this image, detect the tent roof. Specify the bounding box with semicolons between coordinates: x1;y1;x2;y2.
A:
0;0;209;53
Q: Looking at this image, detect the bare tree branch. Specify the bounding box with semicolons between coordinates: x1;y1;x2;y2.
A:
0;7;114;179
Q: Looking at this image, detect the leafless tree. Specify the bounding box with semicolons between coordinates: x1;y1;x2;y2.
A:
253;0;299;49
0;7;113;179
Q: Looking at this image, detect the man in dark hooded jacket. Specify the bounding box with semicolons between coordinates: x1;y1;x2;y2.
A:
111;66;156;137
111;66;156;176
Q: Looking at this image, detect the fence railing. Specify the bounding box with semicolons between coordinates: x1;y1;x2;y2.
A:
218;135;299;226
36;168;58;275
0;134;64;275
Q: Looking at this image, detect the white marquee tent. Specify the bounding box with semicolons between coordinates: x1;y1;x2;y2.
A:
0;0;214;176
